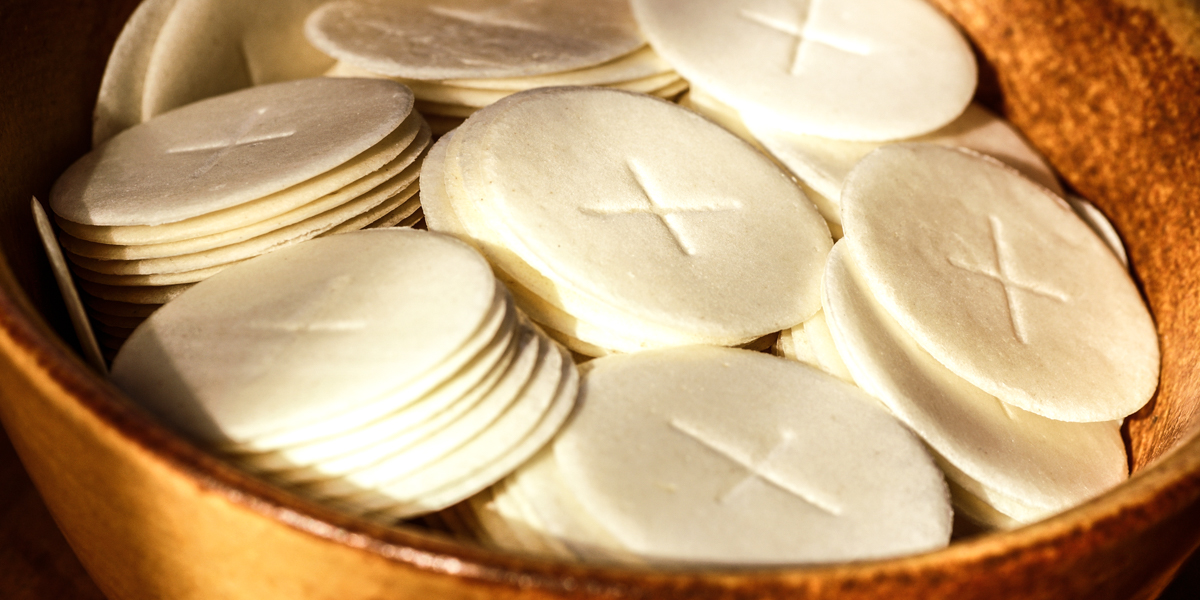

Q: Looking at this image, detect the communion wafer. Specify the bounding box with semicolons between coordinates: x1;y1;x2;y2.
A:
437;95;761;352
632;0;976;141
553;346;951;564
65;167;422;277
306;0;644;80
139;0;334;130
54;77;412;228
433;97;762;351
822;241;1128;522
92;0;180;146
840;144;1159;422
32;199;106;373
428;87;831;352
58;111;423;246
60;124;427;260
110;230;499;446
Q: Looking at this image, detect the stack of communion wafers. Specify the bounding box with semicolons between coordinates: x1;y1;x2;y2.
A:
50;77;429;357
111;229;579;519
306;0;687;134
420;86;833;357
821;144;1158;527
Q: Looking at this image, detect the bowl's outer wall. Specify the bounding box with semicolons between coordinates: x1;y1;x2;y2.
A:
1;0;1200;599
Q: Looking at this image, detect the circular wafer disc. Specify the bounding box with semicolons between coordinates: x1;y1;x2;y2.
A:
822;240;1128;521
306;0;644;80
632;0;975;141
53;77;413;227
445;87;831;346
553;346;951;564
111;229;499;446
840;144;1159;422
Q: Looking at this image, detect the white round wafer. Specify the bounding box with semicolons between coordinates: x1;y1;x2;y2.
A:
841;144;1159;422
141;0;334;121
110;230;499;446
448;87;831;347
426;112;736;352
53;78;413;228
632;0;976;141
65;172;422;277
554;347;951;564
823;241;1128;522
306;0;644;80
60;112;424;247
92;0;180;146
61;123;428;260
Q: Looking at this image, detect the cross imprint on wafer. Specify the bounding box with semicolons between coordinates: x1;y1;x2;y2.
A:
578;159;743;256
740;0;871;75
166;107;296;179
248;274;366;334
669;418;842;515
947;215;1070;344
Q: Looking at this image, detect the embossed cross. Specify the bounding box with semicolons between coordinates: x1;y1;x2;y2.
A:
579;159;743;256
947;215;1070;344
167;107;296;179
669;418;842;515
740;0;871;75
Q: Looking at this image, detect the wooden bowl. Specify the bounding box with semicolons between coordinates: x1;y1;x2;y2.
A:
2;0;1199;598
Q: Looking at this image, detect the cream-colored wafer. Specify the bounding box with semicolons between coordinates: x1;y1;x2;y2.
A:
306;0;644;80
823;240;1128;523
435;87;831;350
841;144;1158;422
92;0;180;146
632;0;976;141
553;347;951;564
60;121;427;259
221;284;512;454
141;0;334;121
58;111;423;245
32;198;106;373
54;78;413;228
111;230;500;446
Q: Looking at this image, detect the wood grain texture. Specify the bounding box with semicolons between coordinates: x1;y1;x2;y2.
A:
0;0;1199;599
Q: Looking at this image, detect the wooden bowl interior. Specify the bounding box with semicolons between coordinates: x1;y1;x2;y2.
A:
2;1;1200;598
